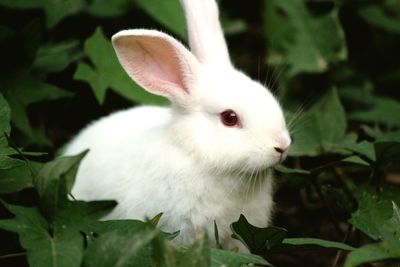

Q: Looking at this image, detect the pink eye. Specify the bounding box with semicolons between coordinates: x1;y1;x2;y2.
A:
220;109;240;127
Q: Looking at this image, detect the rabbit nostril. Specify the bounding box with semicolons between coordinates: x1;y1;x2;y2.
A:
274;147;285;154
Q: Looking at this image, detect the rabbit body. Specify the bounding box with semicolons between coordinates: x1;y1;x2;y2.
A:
65;106;274;247
64;0;291;249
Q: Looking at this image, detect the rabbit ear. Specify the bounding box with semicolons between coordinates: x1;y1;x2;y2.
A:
112;30;200;104
180;0;231;66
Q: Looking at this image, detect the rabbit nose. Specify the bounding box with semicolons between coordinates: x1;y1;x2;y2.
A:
274;147;286;154
273;141;290;154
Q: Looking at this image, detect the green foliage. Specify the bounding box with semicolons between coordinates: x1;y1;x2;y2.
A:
231;214;354;254
0;0;400;266
345;194;400;267
264;0;347;76
134;0;186;39
358;0;400;34
288;88;349;156
74;27;166;105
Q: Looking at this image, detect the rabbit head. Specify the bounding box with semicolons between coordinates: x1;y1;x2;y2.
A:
112;0;291;174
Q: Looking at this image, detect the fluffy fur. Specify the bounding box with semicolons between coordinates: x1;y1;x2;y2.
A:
63;0;291;249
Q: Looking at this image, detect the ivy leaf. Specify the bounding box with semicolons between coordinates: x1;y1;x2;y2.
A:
289;88;347;156
0;161;41;194
83;228;158;267
0;0;87;29
344;242;400;267
33;40;82;73
345;201;400;266
282;238;354;251
34;151;89;221
349;186;400;240
3;71;73;146
134;0;186;39
151;232;211;267
34;150;88;197
230;214;288;254
74;27;166;105
83;220;151;236
274;164;310;176
231;214;353;255
341;155;370;167
0;201;84;267
350;97;400;127
86;0;130;17
0;93;27;172
358;0;400;34
263;0;347;76
210;249;272;267
0;153;119;267
340;140;376;163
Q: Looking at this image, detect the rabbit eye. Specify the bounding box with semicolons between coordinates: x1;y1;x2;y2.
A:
220;109;241;127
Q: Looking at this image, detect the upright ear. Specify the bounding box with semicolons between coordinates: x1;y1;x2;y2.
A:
180;0;231;67
112;29;201;104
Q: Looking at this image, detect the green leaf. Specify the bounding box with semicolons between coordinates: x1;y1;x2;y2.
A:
74;27;166;105
282;238;354;251
350;97;400;127
33;150;117;225
0;156;24;170
341;140;376;162
349;186;400;240
83;227;158;267
341;155;370;166
210;248;272;267
33;40;82;73
231;214;353;256
358;0;400;34
174;234;210;267
34;150;88;197
134;0;186;39
82;220;149;236
230;214;287;254
344;242;400;267
0;161;41;194
263;0;347;76
0;99;27;170
274;164;310;175
0;0;87;29
54;200;118;230
289;88;347;156
149;212;163;227
86;0;130;17
0;201;84;267
3;71;73;146
34;151;89;221
152;232;210;267
345;202;400;266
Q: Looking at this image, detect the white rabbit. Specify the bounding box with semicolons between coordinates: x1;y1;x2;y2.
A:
64;0;291;249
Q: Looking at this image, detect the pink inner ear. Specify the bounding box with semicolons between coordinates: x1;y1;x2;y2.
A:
115;36;189;97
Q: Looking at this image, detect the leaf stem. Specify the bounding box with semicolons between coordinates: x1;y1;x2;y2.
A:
0;252;26;259
5;133;38;178
331;225;354;267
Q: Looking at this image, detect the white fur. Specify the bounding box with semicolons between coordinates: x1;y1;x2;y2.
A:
63;0;291;249
180;0;231;65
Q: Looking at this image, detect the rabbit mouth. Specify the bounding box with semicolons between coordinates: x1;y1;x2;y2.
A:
221;158;277;176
